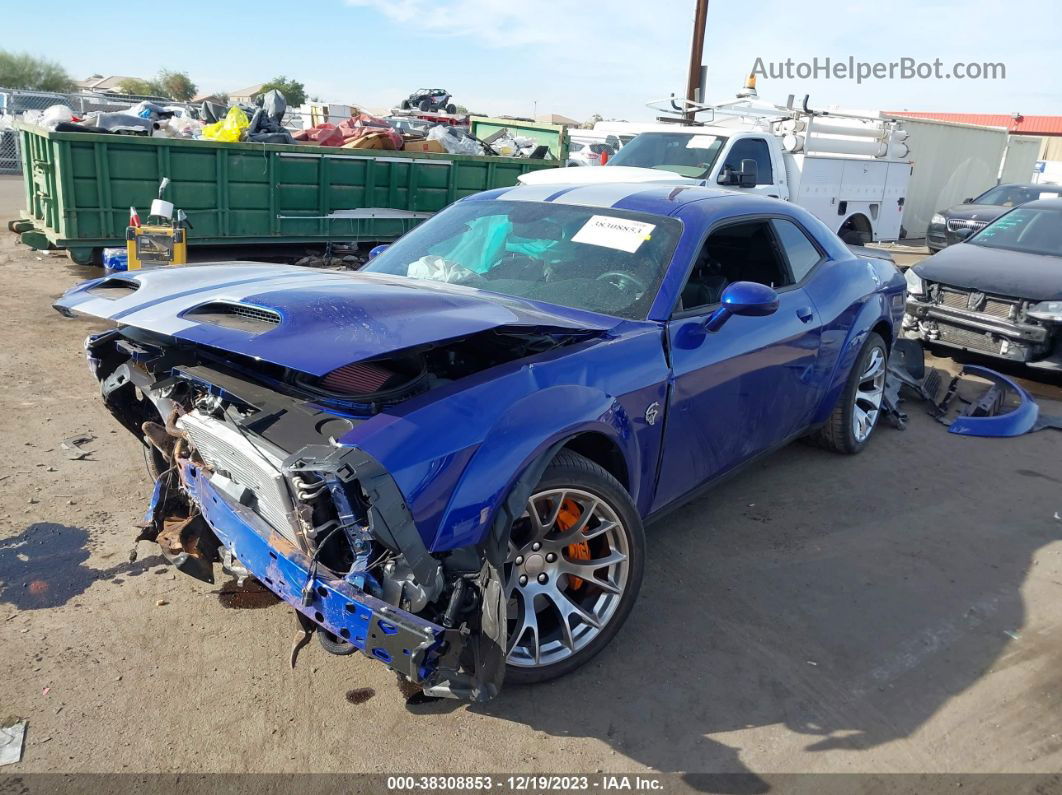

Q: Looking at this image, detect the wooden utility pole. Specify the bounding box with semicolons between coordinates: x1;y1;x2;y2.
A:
684;0;710;120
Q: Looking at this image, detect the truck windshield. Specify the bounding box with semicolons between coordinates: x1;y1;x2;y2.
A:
607;132;727;178
968;207;1062;256
363;200;682;320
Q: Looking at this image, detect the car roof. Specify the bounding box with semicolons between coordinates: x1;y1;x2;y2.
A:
467;182;791;221
987;183;1062;192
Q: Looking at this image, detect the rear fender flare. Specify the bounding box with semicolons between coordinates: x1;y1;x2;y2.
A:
429;384;637;553
812;294;892;425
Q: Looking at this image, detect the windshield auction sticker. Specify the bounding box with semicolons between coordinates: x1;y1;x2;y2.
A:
572;215;655;253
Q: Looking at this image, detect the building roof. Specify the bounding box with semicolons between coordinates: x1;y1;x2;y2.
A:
536;113;581;127
192;92;226;103
230;83;266;98
77;75;141;92
888;111;1062;136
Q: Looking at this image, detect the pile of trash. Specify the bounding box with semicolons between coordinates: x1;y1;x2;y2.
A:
292;113;403;150
20;91;551;160
24;100;196;136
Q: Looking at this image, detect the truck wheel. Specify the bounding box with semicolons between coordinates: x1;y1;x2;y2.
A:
419;99;433;112
445;104;457;115
504;451;644;685
400;100;411;110
809;332;888;454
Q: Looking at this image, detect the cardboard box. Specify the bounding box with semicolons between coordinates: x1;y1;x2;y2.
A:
402;138;446;154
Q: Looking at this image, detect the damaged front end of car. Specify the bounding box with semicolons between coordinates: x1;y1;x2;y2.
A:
83;326;513;701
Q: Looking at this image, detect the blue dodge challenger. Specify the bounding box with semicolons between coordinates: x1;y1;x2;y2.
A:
55;184;905;701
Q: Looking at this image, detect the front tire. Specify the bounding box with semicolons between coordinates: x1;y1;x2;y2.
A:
504;451;644;685
810;332;888;454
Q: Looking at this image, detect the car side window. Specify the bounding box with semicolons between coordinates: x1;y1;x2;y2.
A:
722;138;774;185
770;219;823;282
677;219;794;312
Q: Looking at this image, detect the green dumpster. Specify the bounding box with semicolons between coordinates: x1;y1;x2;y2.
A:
15;123;559;264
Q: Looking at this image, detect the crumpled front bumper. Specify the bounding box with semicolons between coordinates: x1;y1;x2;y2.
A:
155;459;448;685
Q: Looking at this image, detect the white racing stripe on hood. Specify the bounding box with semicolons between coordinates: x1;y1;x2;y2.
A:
546;183;654;209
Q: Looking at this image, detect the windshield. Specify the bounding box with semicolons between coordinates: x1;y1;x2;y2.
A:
363;200;682;319
968;207;1062;256
607;132;727;178
973;185;1062;207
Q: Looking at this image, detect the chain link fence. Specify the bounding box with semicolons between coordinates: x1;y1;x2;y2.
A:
0;88;189;175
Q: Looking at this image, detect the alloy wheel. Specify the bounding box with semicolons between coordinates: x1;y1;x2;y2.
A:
505;488;629;669
852;346;887;443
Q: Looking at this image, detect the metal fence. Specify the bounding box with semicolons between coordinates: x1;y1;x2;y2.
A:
0;88;187;175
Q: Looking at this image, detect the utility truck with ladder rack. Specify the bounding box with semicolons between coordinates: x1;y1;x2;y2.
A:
520;80;913;244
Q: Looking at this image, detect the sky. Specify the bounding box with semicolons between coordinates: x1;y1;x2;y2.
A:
8;0;1060;121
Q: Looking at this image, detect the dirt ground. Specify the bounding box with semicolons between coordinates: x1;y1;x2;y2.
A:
2;220;1062;782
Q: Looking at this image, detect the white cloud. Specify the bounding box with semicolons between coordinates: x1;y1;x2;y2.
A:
345;0;1062;117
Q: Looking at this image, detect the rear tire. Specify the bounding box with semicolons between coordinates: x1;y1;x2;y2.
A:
504;451;644;685
419;99;433;112
809;332;888;454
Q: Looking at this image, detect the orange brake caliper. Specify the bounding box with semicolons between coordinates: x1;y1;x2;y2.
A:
556;498;590;590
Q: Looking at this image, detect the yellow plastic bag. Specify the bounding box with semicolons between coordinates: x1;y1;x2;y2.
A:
202;107;249;143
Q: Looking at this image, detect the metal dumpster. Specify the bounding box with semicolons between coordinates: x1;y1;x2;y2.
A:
15;123;559;264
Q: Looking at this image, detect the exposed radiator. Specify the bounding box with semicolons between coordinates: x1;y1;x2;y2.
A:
177;411;300;544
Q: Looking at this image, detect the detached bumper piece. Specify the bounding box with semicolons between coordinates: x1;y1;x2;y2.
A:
937;365;1049;437
881;342;1056;438
155;461;448;685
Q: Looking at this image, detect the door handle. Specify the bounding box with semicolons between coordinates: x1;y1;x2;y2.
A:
796;307;814;323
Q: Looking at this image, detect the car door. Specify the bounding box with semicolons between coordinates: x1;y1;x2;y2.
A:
715;136;780;199
651;216;824;511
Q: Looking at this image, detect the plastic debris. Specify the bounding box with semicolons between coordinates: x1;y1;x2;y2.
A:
427;125;485;156
0;718;26;766
60;434;95;461
102;247;128;272
202;107;250;143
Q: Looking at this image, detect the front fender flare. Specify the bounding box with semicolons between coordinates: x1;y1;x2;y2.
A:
429;384;637;553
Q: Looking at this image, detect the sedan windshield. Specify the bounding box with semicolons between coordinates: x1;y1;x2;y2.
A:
363;200;682;319
968;207;1062;256
973;185;1062;206
606;132;727;179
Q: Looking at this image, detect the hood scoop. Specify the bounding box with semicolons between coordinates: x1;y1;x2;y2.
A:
184;301;281;333
86;279;141;300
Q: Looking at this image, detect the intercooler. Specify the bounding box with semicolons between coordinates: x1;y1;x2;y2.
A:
176;410;301;545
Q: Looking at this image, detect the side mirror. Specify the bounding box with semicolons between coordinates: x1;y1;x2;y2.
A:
737;158;758;188
368;244;389;260
704;281;779;332
962;197;974;204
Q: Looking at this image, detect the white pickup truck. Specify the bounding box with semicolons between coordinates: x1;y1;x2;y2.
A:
521;96;913;244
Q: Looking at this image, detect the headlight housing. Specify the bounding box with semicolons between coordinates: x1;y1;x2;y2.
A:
904;268;925;296
1028;300;1062;322
931;213;946;226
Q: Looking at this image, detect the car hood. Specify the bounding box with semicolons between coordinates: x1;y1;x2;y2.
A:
943;203;1007;223
914;243;1062;301
518;165;698;186
54;263;617;376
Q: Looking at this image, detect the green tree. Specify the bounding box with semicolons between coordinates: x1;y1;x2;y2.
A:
0;51;75;92
582;113;603;130
257;76;306;107
117;77;159;97
156;70;197;102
